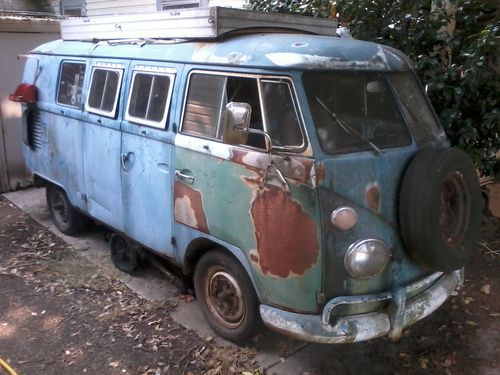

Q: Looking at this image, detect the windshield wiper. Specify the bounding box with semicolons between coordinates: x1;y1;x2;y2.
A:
315;97;382;155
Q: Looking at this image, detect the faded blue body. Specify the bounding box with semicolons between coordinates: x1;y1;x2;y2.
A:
21;32;445;316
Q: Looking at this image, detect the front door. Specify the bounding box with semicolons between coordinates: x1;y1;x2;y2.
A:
120;63;179;256
173;69;323;313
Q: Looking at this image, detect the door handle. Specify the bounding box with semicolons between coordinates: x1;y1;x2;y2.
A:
175;169;195;183
121;152;131;172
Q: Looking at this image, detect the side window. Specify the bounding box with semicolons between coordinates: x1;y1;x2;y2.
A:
57;62;86;108
182;72;303;151
86;67;123;117
181;74;225;138
125;70;174;128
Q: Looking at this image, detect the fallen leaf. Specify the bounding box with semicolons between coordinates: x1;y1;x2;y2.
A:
463;297;474;304
465;320;478;326
480;284;491;295
418;357;429;369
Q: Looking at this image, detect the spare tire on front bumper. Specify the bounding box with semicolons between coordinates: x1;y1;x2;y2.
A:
399;147;481;272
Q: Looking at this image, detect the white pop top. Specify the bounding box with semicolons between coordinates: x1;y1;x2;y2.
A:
60;6;337;41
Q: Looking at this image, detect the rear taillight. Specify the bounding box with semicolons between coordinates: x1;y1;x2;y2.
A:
9;83;37;103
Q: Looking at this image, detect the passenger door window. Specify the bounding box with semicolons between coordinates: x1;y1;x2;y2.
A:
57;62;86;108
86;66;124;117
181;72;304;151
125;68;175;128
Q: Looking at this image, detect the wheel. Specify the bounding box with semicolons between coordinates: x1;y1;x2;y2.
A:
46;184;89;235
194;250;261;342
110;234;141;275
399;148;482;272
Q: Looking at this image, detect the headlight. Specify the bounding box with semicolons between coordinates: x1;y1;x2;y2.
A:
344;239;390;279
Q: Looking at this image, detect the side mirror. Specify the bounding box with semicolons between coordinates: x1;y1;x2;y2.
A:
222;102;251;145
425;84;430;96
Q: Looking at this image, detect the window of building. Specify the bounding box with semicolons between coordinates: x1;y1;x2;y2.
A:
61;0;85;16
125;69;175;128
157;0;208;11
182;72;304;151
57;62;86;108
86;67;123;118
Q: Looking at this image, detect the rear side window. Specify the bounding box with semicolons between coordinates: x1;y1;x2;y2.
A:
86;67;123;117
57;62;86;108
125;70;175;128
182;72;304;151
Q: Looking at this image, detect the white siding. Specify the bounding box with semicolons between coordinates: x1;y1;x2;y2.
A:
86;0;156;16
209;0;245;8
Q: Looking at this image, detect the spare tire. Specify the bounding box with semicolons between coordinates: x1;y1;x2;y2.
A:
399;148;481;272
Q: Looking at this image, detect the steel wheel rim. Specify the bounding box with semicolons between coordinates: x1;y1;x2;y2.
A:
51;189;69;223
205;268;245;329
440;171;470;245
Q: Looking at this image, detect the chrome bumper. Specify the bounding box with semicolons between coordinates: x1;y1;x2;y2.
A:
259;269;463;344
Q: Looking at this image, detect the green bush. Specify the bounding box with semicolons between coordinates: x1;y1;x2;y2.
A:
247;0;499;176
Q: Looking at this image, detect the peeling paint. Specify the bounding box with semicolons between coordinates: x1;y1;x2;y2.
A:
266;46;388;70
192;48;252;65
174;181;210;233
230;148;315;186
366;182;380;211
248;180;319;277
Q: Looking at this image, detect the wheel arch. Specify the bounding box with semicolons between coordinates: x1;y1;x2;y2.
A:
181;236;262;302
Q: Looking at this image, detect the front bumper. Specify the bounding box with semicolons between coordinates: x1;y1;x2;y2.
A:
259;269;463;344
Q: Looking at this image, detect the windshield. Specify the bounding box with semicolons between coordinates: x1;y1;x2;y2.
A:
303;71;412;155
387;72;443;143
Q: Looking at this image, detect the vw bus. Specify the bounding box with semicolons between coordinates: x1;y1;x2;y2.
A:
10;7;481;343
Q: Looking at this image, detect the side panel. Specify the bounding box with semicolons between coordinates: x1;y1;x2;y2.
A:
22;55;87;210
174;134;323;313
120;61;182;256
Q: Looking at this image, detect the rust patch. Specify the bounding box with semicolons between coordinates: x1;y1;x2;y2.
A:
315;162;326;184
249;182;319;277
230;148;249;165
366;182;380;211
174;181;210;233
230;147;315;186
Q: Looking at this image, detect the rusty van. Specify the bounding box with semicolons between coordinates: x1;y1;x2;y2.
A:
10;8;481;343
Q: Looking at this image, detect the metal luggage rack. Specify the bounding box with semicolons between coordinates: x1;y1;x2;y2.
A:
60;6;337;41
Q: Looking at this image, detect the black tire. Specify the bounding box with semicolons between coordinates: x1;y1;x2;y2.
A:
399;148;482;272
46;184;89;236
194;250;261;343
110;234;141;275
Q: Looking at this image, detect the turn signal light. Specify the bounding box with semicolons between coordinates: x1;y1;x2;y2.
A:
9;83;37;103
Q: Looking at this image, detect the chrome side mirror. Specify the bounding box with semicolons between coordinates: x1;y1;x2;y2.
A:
222;102;251;145
425;84;430;96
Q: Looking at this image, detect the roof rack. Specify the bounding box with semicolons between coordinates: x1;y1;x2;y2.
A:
60;7;337;41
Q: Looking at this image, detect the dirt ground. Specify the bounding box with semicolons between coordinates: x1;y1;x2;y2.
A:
0;195;499;374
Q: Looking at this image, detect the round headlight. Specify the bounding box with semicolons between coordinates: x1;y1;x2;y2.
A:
330;206;358;231
344;239;390;280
